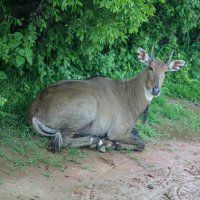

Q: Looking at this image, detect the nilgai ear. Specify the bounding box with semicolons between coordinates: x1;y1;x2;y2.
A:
137;48;149;65
168;60;185;71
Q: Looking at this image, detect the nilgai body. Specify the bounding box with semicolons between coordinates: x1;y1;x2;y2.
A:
27;47;185;152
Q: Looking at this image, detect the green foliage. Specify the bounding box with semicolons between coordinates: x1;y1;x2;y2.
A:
162;104;185;120
165;80;200;103
137;124;159;141
0;0;156;83
0;96;7;109
0;71;7;80
43;171;53;178
0;0;199;104
66;147;84;164
145;96;200;139
148;96;185;122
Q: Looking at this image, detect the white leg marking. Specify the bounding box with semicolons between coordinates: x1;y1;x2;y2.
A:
98;140;103;146
90;137;94;145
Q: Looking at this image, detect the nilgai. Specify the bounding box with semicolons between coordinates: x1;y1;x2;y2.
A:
27;47;185;152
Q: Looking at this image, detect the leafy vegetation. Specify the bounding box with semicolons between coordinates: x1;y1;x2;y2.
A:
0;0;199;170
138;96;200;140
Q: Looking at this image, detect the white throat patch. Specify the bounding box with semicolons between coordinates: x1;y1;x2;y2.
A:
144;86;153;102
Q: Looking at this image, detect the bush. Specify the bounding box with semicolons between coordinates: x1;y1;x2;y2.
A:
0;0;155;82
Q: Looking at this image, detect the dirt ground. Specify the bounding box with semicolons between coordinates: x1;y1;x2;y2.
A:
0;139;200;200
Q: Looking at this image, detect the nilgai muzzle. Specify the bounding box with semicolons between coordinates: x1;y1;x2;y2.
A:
27;47;185;152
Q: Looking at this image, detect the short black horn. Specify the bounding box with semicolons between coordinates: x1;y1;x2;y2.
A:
167;50;174;64
150;46;155;60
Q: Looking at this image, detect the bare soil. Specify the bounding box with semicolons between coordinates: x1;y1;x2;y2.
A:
0;139;200;200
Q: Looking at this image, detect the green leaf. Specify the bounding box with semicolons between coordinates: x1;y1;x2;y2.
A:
25;48;33;65
18;49;25;56
0;96;7;108
0;71;7;80
9;39;20;48
26;55;33;65
16;55;25;66
14;32;23;40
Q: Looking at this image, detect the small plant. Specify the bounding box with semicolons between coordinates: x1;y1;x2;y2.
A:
163;104;185;120
14;159;26;167
132;156;141;162
81;165;92;171
120;147;133;154
0;71;7;80
0;179;3;185
196;176;200;180
137;124;159;141
43;170;52;178
66;147;84;164
0;96;8;117
14;145;26;155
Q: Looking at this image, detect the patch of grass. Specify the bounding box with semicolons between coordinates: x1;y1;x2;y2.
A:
137;124;160;141
81;165;92;171
165;80;200;104
166;107;200;139
105;147;113;153
0;120;65;170
196;176;200;180
43;170;52;178
65;147;84;164
144;96;166;125
120;147;133;154
0;179;3;185
162;104;185;120
137;94;200;141
145;95;200;139
132;156;141;162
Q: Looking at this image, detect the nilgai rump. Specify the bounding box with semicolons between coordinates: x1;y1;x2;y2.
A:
27;47;185;152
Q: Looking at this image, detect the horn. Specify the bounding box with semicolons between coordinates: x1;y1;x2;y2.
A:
150;45;154;60
167;50;174;64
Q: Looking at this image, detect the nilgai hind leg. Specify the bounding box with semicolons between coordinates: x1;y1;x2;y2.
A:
49;134;105;152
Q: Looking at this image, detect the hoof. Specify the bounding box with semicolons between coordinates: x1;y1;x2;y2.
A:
131;130;145;152
133;142;145;152
111;141;122;151
90;136;105;151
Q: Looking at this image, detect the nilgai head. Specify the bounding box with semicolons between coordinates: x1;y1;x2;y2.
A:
137;47;185;97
